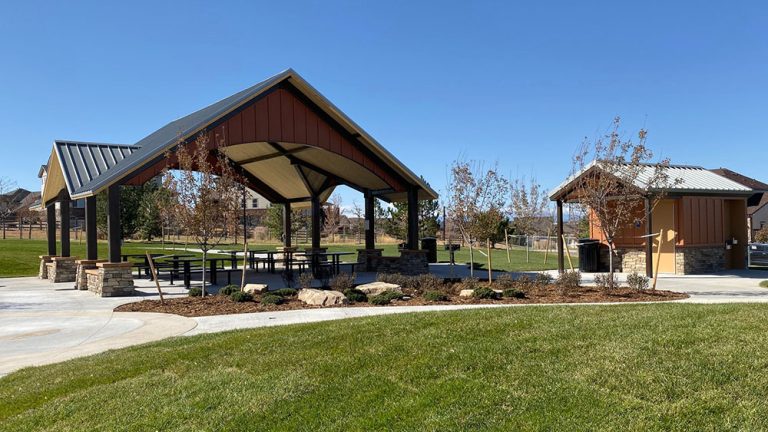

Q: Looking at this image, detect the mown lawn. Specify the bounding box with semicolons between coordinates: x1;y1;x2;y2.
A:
3;304;768;430
0;239;558;277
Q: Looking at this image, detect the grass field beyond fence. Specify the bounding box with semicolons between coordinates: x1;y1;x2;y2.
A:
2;304;768;430
0;239;560;277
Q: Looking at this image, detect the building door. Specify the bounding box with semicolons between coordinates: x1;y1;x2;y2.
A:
652;199;677;273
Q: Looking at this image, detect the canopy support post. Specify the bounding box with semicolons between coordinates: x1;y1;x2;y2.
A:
283;202;292;247
46;201;57;256
60;192;71;257
86;196;97;260
108;185;122;263
407;186;419;250
311;195;321;249
364;189;375;249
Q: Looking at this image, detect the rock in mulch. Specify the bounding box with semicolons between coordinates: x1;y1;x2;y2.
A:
298;289;349;306
459;289;475;298
244;284;269;294
356;282;403;296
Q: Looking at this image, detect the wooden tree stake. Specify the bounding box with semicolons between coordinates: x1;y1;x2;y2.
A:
146;251;165;304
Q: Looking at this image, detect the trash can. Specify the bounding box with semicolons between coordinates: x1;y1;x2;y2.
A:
577;239;600;272
421;237;438;263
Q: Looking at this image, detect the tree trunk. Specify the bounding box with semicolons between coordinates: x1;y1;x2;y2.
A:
201;250;207;297
468;239;474;277
526;235;530;263
608;242;615;289
487;238;493;284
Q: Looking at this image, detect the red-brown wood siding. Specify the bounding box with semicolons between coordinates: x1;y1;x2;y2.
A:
212;88;403;190
678;196;727;246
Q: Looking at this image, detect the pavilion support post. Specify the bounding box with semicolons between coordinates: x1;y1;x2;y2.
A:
645;197;654;278
557;199;564;274
60;192;71;258
364;189;375;249
407;186;419;250
311;195;321;249
107;185;122;263
46;201;57;256
283;202;292;247
85;196;97;260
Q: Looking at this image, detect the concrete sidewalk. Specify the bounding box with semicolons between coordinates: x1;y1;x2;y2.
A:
2;267;768;376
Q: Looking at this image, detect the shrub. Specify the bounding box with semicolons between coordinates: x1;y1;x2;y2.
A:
503;288;526;299
472;286;501;300
626;272;650;290
261;294;284;305
343;288;368;303
460;277;480;291
413;273;444;292
594;273;620;289
494;273;515;289
755;226;768;243
330;272;356;292
515;275;534;290
423;290;449;302
298;272;314;290
272;288;298;297
230;291;253;302
557;271;581;289
218;285;239;296
535;272;554;286
188;287;204;297
376;273;411;287
370;290;405;305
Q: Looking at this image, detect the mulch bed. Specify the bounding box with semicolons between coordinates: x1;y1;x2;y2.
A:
115;285;688;318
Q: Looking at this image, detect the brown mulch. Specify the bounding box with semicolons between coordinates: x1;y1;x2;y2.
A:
115;285;688;318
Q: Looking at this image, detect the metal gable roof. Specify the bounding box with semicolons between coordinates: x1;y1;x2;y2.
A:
54;141;140;196
65;69;438;202
550;161;753;201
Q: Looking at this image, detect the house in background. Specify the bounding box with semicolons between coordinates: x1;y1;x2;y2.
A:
711;168;768;242
550;163;755;275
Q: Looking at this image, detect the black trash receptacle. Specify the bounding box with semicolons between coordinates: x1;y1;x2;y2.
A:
421;237;438;263
577;239;600;272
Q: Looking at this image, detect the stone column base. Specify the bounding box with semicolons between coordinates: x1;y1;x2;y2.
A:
398;249;429;275
47;256;79;283
38;255;55;279
75;259;107;290
675;247;725;274
356;249;383;272
87;262;135;297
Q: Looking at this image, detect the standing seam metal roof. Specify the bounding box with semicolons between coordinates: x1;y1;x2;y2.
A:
54;141;140;193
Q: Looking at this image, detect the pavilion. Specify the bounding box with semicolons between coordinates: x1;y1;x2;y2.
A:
38;69;438;293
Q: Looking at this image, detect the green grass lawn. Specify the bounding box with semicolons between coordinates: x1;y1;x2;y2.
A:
0;238;558;277
2;304;768;430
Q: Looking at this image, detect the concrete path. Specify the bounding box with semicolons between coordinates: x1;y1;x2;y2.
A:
2;266;768;376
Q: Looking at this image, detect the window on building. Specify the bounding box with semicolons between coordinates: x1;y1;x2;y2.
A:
251;198;259;208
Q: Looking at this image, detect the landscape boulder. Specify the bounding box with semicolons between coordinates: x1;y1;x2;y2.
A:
298;289;349;306
459;289;475;298
356;282;402;296
244;284;269;294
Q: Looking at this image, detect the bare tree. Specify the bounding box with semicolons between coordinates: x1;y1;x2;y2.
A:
162;133;242;296
350;200;364;244
0;178;17;240
509;176;550;263
323;193;343;243
447;160;509;280
572;117;679;287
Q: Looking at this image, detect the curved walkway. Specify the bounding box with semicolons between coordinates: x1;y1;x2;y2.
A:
2;268;768;376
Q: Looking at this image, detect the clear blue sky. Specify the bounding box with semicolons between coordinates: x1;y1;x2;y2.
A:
1;1;766;206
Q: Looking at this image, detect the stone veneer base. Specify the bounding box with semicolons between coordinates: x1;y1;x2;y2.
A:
47;256;79;283
599;245;727;275
38;255;54;279
86;262;135;297
356;249;429;275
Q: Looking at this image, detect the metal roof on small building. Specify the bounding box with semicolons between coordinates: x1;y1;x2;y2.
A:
550;161;753;201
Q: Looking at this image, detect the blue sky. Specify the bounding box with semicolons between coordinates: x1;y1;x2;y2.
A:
1;1;766;207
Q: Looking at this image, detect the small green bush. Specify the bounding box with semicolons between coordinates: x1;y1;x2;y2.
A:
557;271;581;289
370;290;405;305
188;287;204;297
272;288;298;297
218;285;239;296
594;273;620;289
261;294;284;305
423;291;449;302
627;272;650;290
330;272;356;292
343;288;368;303
503;288;525;299
472;286;501;300
230;291;253;302
515;275;534;290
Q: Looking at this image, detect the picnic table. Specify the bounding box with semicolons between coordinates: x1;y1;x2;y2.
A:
121;253;164;277
296;251;355;276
